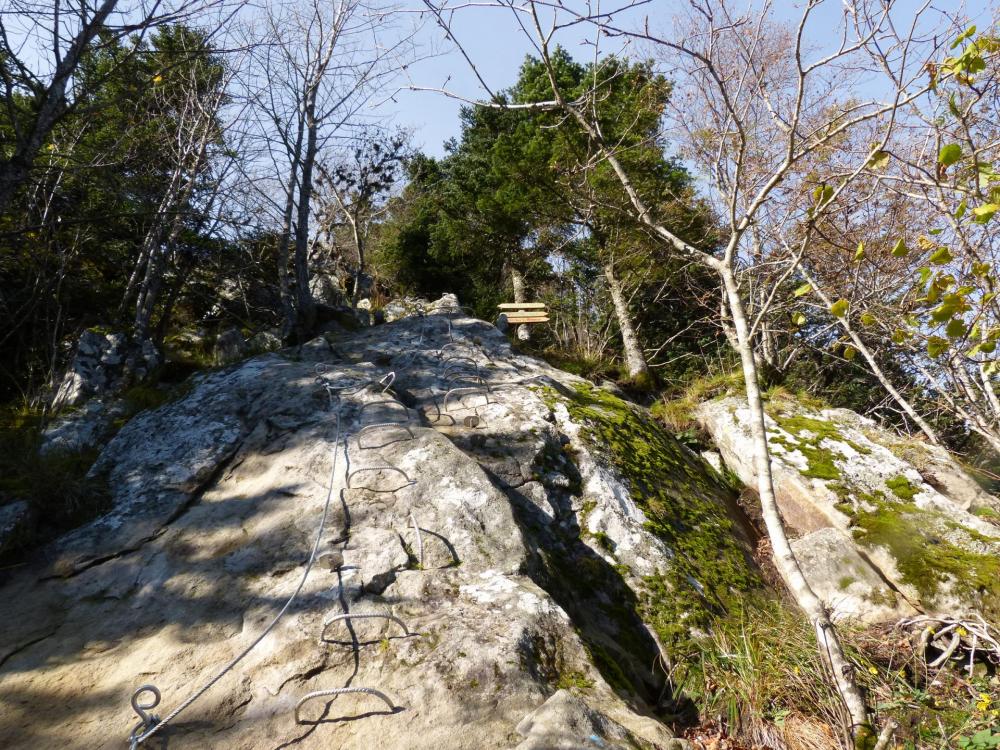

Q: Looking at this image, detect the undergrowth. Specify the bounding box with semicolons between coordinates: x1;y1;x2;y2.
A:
683;597;1000;750
0;405;110;559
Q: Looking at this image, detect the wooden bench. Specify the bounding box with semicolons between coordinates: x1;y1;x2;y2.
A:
497;302;549;324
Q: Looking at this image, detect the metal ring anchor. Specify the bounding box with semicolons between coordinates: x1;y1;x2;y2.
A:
128;684;162;747
294;687;398;724
319;612;414;644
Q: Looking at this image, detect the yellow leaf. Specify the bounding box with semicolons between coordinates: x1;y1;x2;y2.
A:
868;666;878;675
153;74;163;84
830;299;849;318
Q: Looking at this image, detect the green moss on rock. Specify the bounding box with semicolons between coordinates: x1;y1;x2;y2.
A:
848;493;1000;617
885;475;918;501
766;409;871;481
539;381;761;652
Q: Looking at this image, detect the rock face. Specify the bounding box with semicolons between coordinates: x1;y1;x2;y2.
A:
0;307;750;749
53;330;160;408
698;396;1000;623
40;398;127;455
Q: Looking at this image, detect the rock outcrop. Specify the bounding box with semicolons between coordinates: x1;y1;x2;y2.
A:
698;396;1000;623
0;308;753;749
52;330;160;408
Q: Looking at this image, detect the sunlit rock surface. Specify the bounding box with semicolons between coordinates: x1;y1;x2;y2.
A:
1;308;746;749
698;396;1000;623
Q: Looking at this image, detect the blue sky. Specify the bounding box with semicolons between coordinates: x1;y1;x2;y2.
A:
389;0;988;157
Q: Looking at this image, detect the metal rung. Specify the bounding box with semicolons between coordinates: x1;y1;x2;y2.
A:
357;422;415;438
445;372;487;386
355;422;415;449
358;400;411;425
346;465;413;490
441;354;478;369
319;611;414;644
443;386;490;413
294;687;398;724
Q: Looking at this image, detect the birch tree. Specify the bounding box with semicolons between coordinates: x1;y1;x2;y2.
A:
417;0;947;740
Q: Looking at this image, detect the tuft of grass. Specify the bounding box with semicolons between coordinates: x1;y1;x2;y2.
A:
687;597;1000;750
555;670;594;691
652;370;744;433
0;405;110;558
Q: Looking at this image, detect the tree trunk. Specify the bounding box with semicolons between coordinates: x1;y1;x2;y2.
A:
277;119;305;342
510;266;530;342
0;0;119;214
292;103;318;340
350;212;366;303
720;264;871;740
604;260;650;383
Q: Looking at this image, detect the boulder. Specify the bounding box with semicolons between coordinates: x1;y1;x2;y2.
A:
790;527;916;623
52;330;160;409
382;295;429;322
40;398;126;456
214;327;247;365
247;329;283;353
0;313;755;749
309;272;346;306
698;396;1000;622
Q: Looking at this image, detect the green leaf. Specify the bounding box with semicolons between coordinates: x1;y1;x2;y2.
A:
929;227;943;235
791;312;806;327
929;246;953;265
867;150;890;170
792;282;812;298
854;242;865;261
938;143;963;166
843;346;857;361
972;261;991;277
946;318;967;338
830;299;849;318
917;266;932;285
813;184;834;207
891;328;908;344
973;203;999;223
973;340;996;354
948;93;961;117
951;25;977;50
860;312;876;326
956;200;968;219
891;238;908;257
927;336;949;358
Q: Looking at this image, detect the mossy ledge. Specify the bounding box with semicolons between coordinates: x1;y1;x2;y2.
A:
847;493;1000;618
765;407;870;481
538;380;762;652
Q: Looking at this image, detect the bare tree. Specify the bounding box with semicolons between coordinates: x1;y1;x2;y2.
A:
315;127;408;302
416;0;949;740
243;0;418;340
0;0;226;213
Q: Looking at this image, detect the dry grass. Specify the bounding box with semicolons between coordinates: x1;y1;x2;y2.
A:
652;370;744;433
683;599;1000;750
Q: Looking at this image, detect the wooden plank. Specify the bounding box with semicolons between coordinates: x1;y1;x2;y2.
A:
504;316;549;323
505;312;550;319
498;302;547;310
